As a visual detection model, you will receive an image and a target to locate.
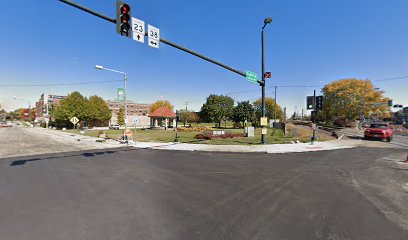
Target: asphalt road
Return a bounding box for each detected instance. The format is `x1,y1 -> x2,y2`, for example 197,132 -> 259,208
1,147 -> 407,239
336,128 -> 408,149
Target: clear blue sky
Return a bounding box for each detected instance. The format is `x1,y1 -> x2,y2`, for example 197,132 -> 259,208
0,0 -> 407,114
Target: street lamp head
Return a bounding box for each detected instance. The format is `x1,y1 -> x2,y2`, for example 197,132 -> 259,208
264,17 -> 273,24
95,65 -> 104,70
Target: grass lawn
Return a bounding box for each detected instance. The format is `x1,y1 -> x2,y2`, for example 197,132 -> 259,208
65,126 -> 321,145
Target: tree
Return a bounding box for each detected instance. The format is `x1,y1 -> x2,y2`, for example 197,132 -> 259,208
321,79 -> 391,125
117,108 -> 125,126
149,100 -> 174,113
178,109 -> 194,126
253,97 -> 284,123
200,94 -> 234,127
52,91 -> 89,125
88,95 -> 111,127
232,101 -> 254,127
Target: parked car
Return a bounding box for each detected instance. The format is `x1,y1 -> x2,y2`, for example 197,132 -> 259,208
109,124 -> 120,130
364,122 -> 394,142
0,121 -> 12,127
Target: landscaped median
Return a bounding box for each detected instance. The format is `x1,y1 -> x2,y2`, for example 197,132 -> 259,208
64,123 -> 335,145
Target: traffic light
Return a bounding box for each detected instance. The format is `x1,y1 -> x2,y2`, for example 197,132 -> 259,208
387,99 -> 393,107
116,1 -> 131,37
306,96 -> 314,110
316,96 -> 323,110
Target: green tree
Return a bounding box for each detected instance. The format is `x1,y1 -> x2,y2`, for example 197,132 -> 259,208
201,94 -> 234,127
232,101 -> 254,127
149,100 -> 174,113
88,95 -> 111,127
52,91 -> 89,127
117,107 -> 125,126
253,97 -> 284,123
178,109 -> 194,126
321,79 -> 391,125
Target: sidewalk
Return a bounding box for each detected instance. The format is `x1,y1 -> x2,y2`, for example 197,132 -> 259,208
132,140 -> 354,153
31,127 -> 122,149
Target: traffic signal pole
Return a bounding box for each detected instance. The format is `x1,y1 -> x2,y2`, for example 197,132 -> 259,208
261,27 -> 267,144
58,0 -> 248,79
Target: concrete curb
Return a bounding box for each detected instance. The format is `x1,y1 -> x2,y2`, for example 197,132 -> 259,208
131,140 -> 354,154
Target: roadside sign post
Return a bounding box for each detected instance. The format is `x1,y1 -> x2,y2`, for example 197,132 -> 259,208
70,117 -> 79,130
311,90 -> 317,144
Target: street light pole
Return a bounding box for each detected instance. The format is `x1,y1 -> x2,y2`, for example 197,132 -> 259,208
261,17 -> 272,144
95,65 -> 128,130
123,73 -> 128,130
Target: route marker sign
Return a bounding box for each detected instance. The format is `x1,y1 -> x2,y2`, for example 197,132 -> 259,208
246,71 -> 258,83
70,117 -> 79,125
148,25 -> 160,49
131,17 -> 145,43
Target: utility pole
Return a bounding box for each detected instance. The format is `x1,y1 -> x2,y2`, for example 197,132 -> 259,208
184,102 -> 188,126
45,95 -> 49,130
274,86 -> 277,124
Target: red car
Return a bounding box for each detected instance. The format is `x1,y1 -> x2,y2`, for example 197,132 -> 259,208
364,122 -> 394,142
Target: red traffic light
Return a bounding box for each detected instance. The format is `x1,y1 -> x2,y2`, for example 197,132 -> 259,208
264,72 -> 271,78
121,4 -> 130,14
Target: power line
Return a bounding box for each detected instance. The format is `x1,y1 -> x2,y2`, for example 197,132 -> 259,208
273,85 -> 320,88
372,75 -> 408,82
0,80 -> 122,87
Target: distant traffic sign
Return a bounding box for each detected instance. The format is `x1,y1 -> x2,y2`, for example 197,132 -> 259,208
246,71 -> 258,83
70,117 -> 79,125
132,17 -> 145,43
148,25 -> 160,49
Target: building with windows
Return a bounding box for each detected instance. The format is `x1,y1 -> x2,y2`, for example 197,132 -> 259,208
106,100 -> 151,128
35,94 -> 66,123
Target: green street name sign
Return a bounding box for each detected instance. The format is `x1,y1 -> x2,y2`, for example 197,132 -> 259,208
246,71 -> 258,83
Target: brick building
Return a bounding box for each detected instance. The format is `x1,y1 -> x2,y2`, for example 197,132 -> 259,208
35,94 -> 66,123
106,100 -> 151,128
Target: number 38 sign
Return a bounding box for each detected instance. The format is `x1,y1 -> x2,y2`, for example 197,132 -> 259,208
148,24 -> 160,49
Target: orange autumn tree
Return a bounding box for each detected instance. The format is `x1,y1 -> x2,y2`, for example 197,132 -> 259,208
149,100 -> 174,113
320,79 -> 391,125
